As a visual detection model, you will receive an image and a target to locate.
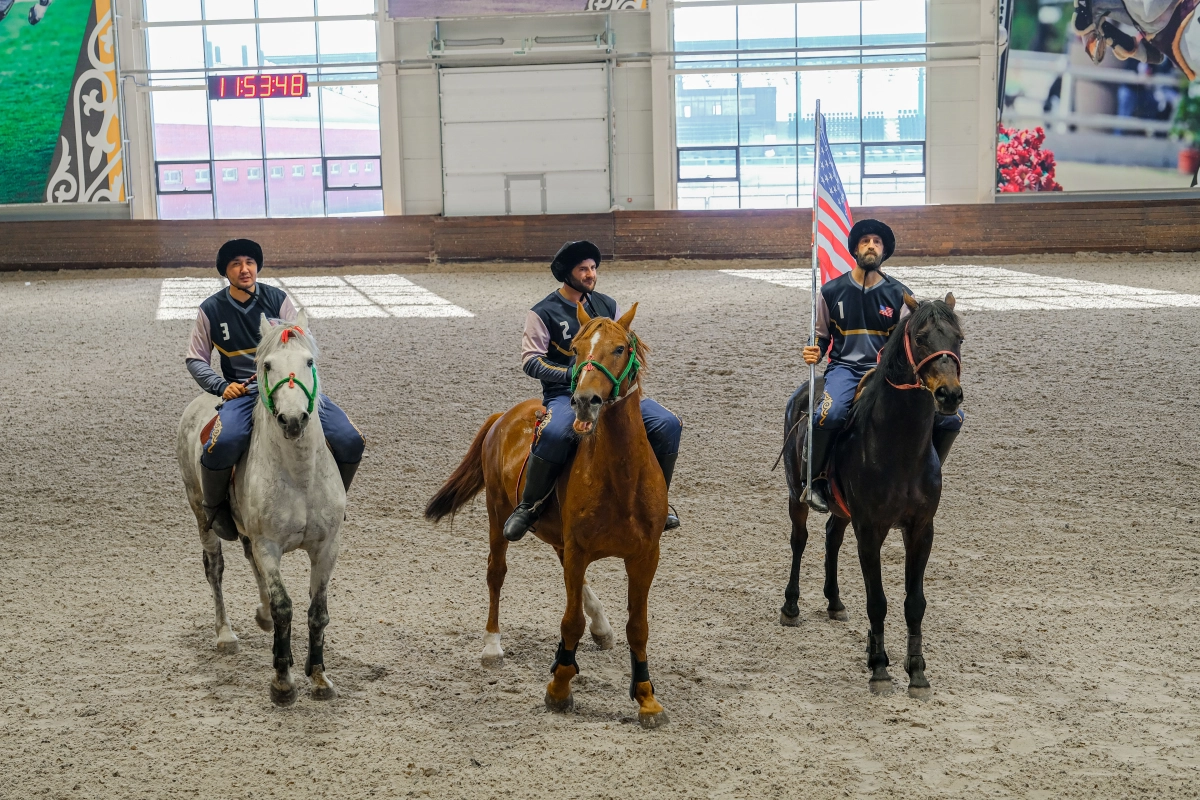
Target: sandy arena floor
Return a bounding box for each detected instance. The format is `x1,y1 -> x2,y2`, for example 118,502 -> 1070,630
1,255 -> 1198,799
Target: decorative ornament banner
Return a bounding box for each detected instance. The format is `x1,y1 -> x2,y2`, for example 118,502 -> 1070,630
388,0 -> 646,19
45,0 -> 124,203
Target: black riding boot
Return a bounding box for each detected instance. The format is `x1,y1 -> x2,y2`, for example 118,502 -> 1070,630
932,430 -> 959,466
656,452 -> 680,531
200,465 -> 239,542
337,460 -> 360,493
503,454 -> 561,542
805,428 -> 837,513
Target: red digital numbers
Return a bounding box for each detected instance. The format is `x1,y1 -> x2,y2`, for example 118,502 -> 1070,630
208,74 -> 308,100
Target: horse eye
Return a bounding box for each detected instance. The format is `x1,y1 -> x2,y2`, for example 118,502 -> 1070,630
615,346 -> 625,355
307,358 -> 314,367
264,361 -> 272,371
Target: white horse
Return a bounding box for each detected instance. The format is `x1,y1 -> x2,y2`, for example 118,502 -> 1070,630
177,311 -> 345,706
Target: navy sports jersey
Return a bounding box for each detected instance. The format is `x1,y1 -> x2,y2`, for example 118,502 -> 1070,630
521,289 -> 618,397
186,283 -> 295,394
816,271 -> 910,369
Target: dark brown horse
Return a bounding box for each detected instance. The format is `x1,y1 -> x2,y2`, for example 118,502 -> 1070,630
425,303 -> 670,728
780,293 -> 963,697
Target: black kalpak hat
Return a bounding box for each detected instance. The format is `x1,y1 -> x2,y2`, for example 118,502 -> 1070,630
846,219 -> 895,263
217,239 -> 264,276
550,240 -> 602,283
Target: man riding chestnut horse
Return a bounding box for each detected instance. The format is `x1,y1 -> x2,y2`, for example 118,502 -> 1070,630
503,240 -> 684,540
796,219 -> 964,513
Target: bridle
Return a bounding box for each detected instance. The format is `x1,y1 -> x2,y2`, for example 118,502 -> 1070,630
260,325 -> 318,416
885,315 -> 961,391
569,331 -> 642,403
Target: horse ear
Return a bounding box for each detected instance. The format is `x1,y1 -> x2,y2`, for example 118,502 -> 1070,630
576,303 -> 592,327
295,308 -> 309,329
944,292 -> 956,310
616,302 -> 638,331
259,313 -> 272,339
902,293 -> 919,311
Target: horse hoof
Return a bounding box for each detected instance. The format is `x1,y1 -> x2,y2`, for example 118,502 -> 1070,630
779,611 -> 802,627
480,652 -> 504,668
908,684 -> 932,700
868,678 -> 894,695
591,630 -> 615,650
828,608 -> 849,622
270,684 -> 298,707
255,608 -> 273,632
311,684 -> 338,701
215,637 -> 239,654
544,691 -> 574,714
638,709 -> 670,730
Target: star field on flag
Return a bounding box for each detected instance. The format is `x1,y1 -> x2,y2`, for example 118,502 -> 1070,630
814,115 -> 855,285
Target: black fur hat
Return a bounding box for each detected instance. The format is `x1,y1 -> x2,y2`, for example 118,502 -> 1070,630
550,240 -> 602,283
217,239 -> 264,276
846,219 -> 895,263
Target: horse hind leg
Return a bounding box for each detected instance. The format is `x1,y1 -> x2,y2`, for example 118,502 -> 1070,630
582,579 -> 614,650
780,495 -> 809,626
625,550 -> 668,729
306,540 -> 340,701
242,535 -> 273,632
201,531 -> 238,653
481,521 -> 508,667
824,516 -> 850,621
545,553 -> 588,714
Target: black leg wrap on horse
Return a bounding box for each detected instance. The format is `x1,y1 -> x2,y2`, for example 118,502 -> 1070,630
305,647 -> 323,677
866,630 -> 889,669
905,634 -> 925,675
551,640 -> 578,674
628,651 -> 653,700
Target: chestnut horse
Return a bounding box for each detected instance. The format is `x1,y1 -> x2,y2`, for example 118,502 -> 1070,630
425,303 -> 670,728
780,294 -> 963,698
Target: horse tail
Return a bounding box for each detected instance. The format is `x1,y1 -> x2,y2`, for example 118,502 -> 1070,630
424,413 -> 502,522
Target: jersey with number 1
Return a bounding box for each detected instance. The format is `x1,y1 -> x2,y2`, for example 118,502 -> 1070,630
815,271 -> 911,370
188,284 -> 296,387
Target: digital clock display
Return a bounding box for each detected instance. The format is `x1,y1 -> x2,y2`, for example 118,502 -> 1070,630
207,73 -> 309,100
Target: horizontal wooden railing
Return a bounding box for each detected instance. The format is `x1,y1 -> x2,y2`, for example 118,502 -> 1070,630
1,198 -> 1197,271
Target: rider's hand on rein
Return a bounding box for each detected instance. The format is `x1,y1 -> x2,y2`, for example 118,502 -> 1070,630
222,382 -> 247,401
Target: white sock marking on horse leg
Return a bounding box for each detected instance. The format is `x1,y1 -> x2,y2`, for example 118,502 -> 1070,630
481,632 -> 504,666
582,584 -> 614,646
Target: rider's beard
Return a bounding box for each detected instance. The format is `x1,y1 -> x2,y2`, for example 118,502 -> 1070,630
566,273 -> 595,295
856,251 -> 881,273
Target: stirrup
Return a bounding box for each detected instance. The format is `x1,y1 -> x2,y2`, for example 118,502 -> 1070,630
503,503 -> 540,542
664,504 -> 680,531
805,482 -> 830,514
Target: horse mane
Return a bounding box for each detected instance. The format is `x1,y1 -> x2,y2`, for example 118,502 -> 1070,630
576,316 -> 651,374
255,317 -> 319,368
845,299 -> 960,430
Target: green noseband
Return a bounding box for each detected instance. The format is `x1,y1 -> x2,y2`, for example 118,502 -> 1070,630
261,363 -> 319,416
569,333 -> 641,401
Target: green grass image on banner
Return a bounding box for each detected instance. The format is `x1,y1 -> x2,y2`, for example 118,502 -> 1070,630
0,0 -> 93,205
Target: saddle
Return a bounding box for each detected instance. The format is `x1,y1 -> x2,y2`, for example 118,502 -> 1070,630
200,415 -> 218,446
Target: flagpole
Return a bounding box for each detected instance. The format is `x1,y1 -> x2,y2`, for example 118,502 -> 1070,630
806,100 -> 820,502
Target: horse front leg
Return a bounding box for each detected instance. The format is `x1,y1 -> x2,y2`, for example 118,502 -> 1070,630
482,522 -> 508,667
855,526 -> 892,693
200,530 -> 238,653
824,515 -> 850,621
252,540 -> 297,707
242,535 -> 273,632
902,521 -> 935,699
626,547 -> 668,729
545,550 -> 588,714
780,495 -> 809,626
306,538 -> 340,700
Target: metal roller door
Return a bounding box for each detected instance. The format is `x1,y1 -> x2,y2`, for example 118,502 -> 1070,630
439,64 -> 610,216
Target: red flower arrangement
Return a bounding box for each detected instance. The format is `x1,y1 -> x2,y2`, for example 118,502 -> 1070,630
996,124 -> 1063,192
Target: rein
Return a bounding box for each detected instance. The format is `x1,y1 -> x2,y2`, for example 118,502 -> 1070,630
885,317 -> 961,391
259,326 -> 319,416
569,332 -> 642,402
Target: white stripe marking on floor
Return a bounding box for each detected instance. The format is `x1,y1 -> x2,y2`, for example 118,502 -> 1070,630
719,266 -> 1200,311
155,274 -> 474,320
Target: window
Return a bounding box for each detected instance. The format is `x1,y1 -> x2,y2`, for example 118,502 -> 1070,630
330,163 -> 341,175
146,1 -> 383,219
674,0 -> 927,209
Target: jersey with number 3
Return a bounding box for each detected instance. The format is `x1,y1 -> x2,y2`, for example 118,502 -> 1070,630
815,271 -> 911,370
188,284 -> 296,386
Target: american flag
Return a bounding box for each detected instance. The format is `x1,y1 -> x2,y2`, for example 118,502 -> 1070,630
814,115 -> 855,285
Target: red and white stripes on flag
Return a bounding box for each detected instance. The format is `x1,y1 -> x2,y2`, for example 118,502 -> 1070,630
813,115 -> 855,285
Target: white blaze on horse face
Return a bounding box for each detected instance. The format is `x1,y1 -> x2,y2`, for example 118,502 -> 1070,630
585,330 -> 602,361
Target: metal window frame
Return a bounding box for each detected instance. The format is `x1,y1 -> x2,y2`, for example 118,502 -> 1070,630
861,141 -> 925,180
676,146 -> 740,183
154,158 -> 214,194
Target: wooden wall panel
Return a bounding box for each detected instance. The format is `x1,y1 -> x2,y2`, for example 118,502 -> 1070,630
1,198 -> 1198,271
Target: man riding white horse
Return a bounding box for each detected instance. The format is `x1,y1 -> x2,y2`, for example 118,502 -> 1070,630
186,239 -> 364,542
502,241 -> 683,541
796,219 -> 964,513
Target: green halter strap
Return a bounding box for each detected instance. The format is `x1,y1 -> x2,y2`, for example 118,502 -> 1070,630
569,333 -> 641,401
261,364 -> 319,416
